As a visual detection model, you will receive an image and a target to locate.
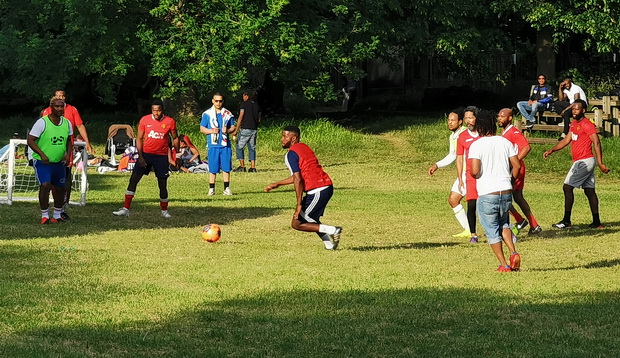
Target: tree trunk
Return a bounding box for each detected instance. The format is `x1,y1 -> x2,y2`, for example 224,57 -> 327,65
537,27 -> 556,80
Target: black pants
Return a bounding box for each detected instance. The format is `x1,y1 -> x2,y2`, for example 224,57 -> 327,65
554,100 -> 572,135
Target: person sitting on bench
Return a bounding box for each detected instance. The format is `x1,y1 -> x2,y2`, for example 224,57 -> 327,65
517,74 -> 554,125
554,76 -> 587,138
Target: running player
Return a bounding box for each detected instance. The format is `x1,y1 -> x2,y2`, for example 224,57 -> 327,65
428,108 -> 469,237
456,106 -> 481,243
264,126 -> 342,250
497,108 -> 542,235
113,99 -> 179,218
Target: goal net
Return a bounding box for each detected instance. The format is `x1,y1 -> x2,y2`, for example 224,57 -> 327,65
0,139 -> 89,205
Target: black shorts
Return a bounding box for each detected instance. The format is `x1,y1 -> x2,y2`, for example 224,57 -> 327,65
297,185 -> 333,224
133,153 -> 170,179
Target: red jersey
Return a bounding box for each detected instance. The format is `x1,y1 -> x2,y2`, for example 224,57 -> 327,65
138,114 -> 177,156
569,118 -> 597,162
501,124 -> 528,167
42,104 -> 83,128
456,129 -> 480,172
288,143 -> 333,191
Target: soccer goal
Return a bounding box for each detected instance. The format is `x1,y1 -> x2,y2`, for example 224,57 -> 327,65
0,139 -> 89,205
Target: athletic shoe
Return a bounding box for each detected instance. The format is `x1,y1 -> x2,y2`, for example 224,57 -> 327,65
588,222 -> 604,229
528,225 -> 543,235
248,168 -> 257,173
113,207 -> 130,217
223,187 -> 233,196
469,235 -> 478,244
510,253 -> 521,271
41,217 -> 50,225
496,265 -> 512,273
552,221 -> 572,229
208,188 -> 215,196
516,219 -> 529,231
232,166 -> 247,172
60,211 -> 71,220
331,227 -> 342,250
452,229 -> 471,238
161,210 -> 172,219
511,232 -> 518,244
51,217 -> 66,223
510,225 -> 519,237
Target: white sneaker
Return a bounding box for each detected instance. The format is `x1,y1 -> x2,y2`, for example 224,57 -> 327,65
113,207 -> 129,217
331,226 -> 342,250
161,210 -> 172,219
223,187 -> 233,196
208,188 -> 215,196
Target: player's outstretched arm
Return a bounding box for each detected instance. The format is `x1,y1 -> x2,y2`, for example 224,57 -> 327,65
590,133 -> 610,174
543,133 -> 571,158
265,175 -> 295,192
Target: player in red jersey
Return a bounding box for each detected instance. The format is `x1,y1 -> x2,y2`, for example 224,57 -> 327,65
544,99 -> 610,229
41,90 -> 93,220
456,106 -> 481,243
497,108 -> 542,235
264,126 -> 342,250
113,100 -> 179,218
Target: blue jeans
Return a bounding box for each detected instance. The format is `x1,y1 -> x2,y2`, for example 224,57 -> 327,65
236,129 -> 257,161
516,101 -> 543,122
477,193 -> 512,244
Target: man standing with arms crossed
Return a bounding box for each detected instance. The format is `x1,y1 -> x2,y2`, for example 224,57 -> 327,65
428,108 -> 470,238
28,97 -> 73,224
265,126 -> 342,250
233,90 -> 261,173
113,100 -> 179,218
544,99 -> 610,229
497,108 -> 542,235
41,90 -> 93,220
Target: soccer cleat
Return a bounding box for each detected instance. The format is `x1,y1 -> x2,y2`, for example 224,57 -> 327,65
552,221 -> 572,229
232,166 -> 247,172
51,217 -> 66,223
528,225 -> 543,235
331,226 -> 342,250
469,235 -> 479,244
452,230 -> 471,238
60,211 -> 71,220
161,210 -> 172,219
208,188 -> 215,196
41,217 -> 50,225
510,225 -> 519,237
588,222 -> 604,229
248,168 -> 257,173
113,207 -> 130,217
510,253 -> 521,271
516,219 -> 529,231
223,187 -> 233,196
496,265 -> 512,272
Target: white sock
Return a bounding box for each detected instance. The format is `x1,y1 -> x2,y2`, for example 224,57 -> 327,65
41,209 -> 49,219
319,224 -> 337,235
320,233 -> 333,249
453,204 -> 469,231
53,207 -> 63,219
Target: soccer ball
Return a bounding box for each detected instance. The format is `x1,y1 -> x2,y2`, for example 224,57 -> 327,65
201,224 -> 221,242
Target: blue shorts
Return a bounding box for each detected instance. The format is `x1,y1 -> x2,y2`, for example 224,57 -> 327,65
133,153 -> 170,179
207,146 -> 232,174
297,185 -> 333,224
33,160 -> 67,187
477,193 -> 512,244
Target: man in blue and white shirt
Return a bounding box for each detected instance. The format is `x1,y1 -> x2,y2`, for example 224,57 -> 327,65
516,74 -> 554,125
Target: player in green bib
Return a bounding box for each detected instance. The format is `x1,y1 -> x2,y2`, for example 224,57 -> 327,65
27,97 -> 73,224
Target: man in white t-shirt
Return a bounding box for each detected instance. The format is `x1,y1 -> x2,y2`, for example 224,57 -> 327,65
468,110 -> 522,272
554,76 -> 588,138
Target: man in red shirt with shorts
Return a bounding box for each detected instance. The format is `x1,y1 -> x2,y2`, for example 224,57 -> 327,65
456,106 -> 481,243
544,99 -> 610,229
113,100 -> 179,218
497,108 -> 542,235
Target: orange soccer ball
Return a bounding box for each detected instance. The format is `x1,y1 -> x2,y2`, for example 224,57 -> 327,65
201,224 -> 222,242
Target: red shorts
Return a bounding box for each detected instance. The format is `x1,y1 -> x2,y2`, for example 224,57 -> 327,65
513,164 -> 526,190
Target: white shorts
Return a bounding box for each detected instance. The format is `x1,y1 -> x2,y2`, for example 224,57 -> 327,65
450,177 -> 466,196
564,157 -> 596,189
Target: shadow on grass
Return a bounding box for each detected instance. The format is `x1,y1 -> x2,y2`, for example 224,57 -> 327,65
519,224 -> 618,241
0,288 -> 618,357
349,242 -> 461,251
531,258 -> 620,272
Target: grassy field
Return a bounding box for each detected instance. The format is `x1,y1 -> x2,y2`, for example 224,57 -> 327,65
1,113 -> 620,357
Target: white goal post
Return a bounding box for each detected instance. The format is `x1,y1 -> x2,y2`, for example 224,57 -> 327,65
0,139 -> 89,205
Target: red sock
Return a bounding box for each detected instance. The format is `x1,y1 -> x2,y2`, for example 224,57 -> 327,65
124,194 -> 134,209
527,214 -> 539,228
160,200 -> 168,211
511,210 -> 524,223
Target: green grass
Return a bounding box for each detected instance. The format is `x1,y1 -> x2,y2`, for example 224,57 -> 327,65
2,115 -> 620,357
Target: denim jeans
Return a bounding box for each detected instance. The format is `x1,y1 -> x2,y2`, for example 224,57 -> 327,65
477,193 -> 512,244
516,101 -> 543,122
236,128 -> 257,161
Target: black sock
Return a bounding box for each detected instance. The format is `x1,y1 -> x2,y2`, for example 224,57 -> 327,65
592,213 -> 600,225
209,183 -> 215,189
224,182 -> 230,189
562,211 -> 571,223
